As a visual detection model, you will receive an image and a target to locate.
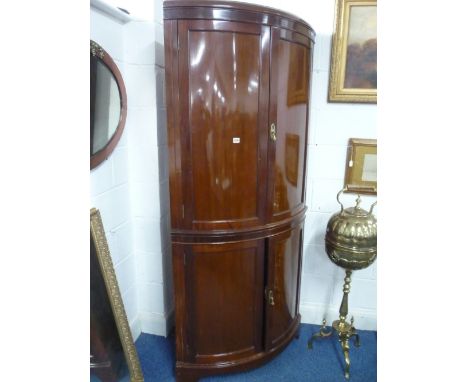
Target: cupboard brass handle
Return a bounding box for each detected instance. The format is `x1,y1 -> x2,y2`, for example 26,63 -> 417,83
270,123 -> 277,142
269,290 -> 275,306
265,289 -> 275,306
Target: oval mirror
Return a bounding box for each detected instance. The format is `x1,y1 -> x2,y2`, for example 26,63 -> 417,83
90,40 -> 127,169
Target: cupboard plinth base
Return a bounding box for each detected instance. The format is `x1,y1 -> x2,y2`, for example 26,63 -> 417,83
175,316 -> 301,382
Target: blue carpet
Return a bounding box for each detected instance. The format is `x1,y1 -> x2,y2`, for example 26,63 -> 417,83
135,323 -> 376,382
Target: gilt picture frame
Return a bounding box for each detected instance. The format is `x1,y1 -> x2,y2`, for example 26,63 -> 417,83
344,138 -> 377,195
90,208 -> 144,382
328,0 -> 377,103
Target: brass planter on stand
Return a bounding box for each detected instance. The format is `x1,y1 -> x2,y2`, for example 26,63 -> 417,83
308,187 -> 377,379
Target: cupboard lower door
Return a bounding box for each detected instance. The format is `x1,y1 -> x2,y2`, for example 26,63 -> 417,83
264,226 -> 304,349
174,239 -> 265,364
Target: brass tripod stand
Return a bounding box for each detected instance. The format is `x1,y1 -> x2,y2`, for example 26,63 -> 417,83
307,270 -> 360,379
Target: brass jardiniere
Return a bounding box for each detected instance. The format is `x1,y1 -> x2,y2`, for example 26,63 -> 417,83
308,187 -> 377,379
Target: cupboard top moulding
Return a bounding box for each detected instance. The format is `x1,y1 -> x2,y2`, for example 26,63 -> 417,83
164,0 -> 316,43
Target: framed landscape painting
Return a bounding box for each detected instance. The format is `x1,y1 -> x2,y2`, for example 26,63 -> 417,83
328,0 -> 377,103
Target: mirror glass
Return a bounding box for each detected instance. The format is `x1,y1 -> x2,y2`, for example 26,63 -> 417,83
90,55 -> 122,155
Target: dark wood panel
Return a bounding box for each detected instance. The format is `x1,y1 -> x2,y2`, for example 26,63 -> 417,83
171,210 -> 306,244
185,240 -> 265,363
164,19 -> 185,229
264,226 -> 303,349
278,28 -> 311,48
189,30 -> 259,221
172,244 -> 190,363
175,316 -> 300,382
268,28 -> 311,222
177,19 -> 270,230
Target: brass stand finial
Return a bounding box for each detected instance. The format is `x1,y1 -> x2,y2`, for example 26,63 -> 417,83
308,269 -> 360,379
354,195 -> 361,210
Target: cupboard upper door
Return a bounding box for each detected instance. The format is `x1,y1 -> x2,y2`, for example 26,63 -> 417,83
178,20 -> 270,231
267,28 -> 312,222
264,226 -> 304,350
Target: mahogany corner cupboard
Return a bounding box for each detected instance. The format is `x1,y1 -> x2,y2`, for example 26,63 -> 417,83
163,1 -> 315,380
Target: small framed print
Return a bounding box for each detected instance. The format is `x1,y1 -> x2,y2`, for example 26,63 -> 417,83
344,138 -> 377,194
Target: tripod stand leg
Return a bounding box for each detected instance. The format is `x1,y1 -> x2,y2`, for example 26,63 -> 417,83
307,319 -> 332,349
339,336 -> 351,380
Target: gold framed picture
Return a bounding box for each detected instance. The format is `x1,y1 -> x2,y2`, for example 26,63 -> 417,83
328,0 -> 377,103
91,208 -> 144,382
344,138 -> 377,194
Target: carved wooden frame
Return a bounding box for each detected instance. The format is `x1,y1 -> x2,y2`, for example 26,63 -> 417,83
344,138 -> 377,195
90,208 -> 144,382
328,0 -> 377,103
90,40 -> 128,169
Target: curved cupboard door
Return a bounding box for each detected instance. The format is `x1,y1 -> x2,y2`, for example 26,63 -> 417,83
177,20 -> 271,231
174,239 -> 265,364
264,226 -> 304,349
267,28 -> 311,222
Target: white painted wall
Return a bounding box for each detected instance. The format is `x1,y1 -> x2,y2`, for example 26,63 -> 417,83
124,6 -> 173,336
91,0 -> 173,339
90,6 -> 141,340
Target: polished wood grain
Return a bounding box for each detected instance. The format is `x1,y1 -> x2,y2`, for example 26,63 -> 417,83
164,19 -> 185,229
185,240 -> 264,362
175,315 -> 300,381
265,226 -> 304,349
172,244 -> 189,363
269,32 -> 311,222
163,2 -> 314,381
177,20 -> 270,230
171,210 -> 306,244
